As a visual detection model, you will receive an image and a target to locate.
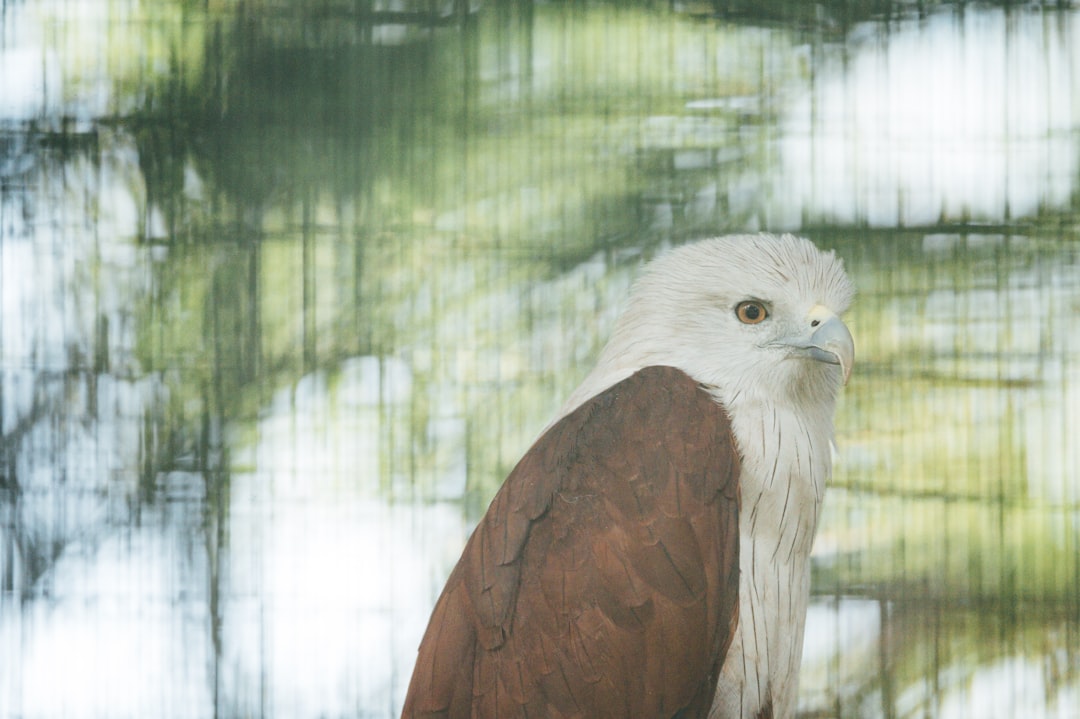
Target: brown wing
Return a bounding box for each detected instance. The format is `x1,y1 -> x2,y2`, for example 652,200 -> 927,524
401,365 -> 741,719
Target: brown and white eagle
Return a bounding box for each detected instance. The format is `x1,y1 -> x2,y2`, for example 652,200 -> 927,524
401,234 -> 855,719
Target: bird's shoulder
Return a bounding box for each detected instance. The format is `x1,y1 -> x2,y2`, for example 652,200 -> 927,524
475,364 -> 743,703
490,366 -> 737,545
402,366 -> 742,718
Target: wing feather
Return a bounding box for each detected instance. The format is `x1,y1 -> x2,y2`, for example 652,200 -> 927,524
401,366 -> 741,719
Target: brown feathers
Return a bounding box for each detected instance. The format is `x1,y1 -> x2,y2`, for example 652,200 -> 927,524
401,366 -> 741,719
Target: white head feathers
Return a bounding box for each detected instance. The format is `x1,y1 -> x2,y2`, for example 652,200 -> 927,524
559,233 -> 855,419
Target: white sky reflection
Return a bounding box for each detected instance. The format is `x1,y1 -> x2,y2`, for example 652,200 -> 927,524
221,367 -> 468,717
2,530 -> 211,719
769,8 -> 1080,228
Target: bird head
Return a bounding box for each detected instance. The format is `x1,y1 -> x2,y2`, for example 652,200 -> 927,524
567,234 -> 855,416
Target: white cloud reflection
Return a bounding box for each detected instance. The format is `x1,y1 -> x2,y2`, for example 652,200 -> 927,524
219,365 -> 468,718
769,8 -> 1080,228
1,528 -> 212,719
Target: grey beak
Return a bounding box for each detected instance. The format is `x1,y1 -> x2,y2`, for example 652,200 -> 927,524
772,308 -> 855,385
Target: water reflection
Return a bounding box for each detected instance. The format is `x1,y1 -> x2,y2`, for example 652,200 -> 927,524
1,1 -> 1079,718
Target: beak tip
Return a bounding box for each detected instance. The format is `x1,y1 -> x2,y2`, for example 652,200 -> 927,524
775,309 -> 855,386
833,341 -> 854,386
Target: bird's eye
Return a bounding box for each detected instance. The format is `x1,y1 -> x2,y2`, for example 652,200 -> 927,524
735,300 -> 768,324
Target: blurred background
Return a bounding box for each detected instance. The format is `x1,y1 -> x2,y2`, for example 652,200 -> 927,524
1,0 -> 1078,717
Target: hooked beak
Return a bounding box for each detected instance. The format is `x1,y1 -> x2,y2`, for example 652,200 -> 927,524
773,305 -> 855,384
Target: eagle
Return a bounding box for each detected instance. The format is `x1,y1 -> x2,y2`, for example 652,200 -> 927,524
401,233 -> 855,719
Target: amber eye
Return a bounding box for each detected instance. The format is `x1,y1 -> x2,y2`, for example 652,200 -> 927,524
735,300 -> 768,324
